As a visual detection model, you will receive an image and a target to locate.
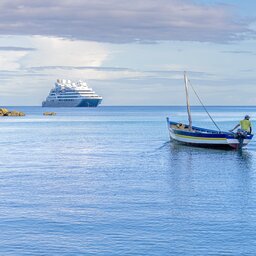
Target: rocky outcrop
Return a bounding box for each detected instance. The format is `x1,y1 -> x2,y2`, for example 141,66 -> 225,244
43,112 -> 56,116
0,108 -> 9,116
0,108 -> 25,116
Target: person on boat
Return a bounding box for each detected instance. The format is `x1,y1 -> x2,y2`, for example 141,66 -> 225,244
176,123 -> 185,129
229,115 -> 252,134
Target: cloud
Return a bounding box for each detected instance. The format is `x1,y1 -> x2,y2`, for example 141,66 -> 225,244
0,0 -> 252,43
0,46 -> 36,51
0,35 -> 109,71
28,66 -> 131,72
28,65 -> 146,81
222,50 -> 255,54
19,36 -> 108,68
0,51 -> 27,70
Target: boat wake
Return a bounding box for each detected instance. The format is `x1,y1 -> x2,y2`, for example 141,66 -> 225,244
156,141 -> 170,150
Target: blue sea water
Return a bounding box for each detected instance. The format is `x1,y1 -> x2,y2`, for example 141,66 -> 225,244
1,106 -> 256,255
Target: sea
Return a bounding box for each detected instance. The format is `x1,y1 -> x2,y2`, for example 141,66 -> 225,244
1,106 -> 256,256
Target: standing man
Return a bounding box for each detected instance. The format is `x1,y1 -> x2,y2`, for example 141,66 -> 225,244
230,115 -> 252,134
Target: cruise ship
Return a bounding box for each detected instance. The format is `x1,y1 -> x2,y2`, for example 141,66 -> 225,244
42,79 -> 102,107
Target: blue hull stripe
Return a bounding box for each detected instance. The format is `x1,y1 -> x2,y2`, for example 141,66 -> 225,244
77,99 -> 102,107
173,129 -> 228,138
42,98 -> 102,107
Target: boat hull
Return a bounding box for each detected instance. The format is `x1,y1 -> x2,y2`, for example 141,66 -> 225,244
42,98 -> 102,107
167,118 -> 253,150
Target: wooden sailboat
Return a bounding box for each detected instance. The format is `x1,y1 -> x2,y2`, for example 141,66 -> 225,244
166,72 -> 253,149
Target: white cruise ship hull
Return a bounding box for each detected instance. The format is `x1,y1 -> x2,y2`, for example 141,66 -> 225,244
42,98 -> 102,107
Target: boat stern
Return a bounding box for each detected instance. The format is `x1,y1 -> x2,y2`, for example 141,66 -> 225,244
226,133 -> 254,149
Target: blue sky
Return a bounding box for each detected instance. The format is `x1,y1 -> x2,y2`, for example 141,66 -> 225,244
0,0 -> 256,106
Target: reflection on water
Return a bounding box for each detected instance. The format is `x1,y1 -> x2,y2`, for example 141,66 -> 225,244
159,139 -> 256,255
237,149 -> 254,168
1,106 -> 256,255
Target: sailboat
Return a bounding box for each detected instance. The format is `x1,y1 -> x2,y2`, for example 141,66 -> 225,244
166,72 -> 253,150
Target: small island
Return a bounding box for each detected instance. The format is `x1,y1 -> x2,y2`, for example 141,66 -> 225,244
43,112 -> 56,116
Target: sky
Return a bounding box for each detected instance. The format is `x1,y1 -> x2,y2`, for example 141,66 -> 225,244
0,0 -> 256,106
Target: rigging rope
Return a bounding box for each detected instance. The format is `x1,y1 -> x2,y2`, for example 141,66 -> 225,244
187,78 -> 221,132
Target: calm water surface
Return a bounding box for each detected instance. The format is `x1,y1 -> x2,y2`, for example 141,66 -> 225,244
1,106 -> 256,255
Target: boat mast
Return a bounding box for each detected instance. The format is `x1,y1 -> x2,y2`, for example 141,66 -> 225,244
184,71 -> 192,130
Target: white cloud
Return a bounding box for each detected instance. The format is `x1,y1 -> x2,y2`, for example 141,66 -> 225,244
20,36 -> 108,68
0,35 -> 109,72
0,51 -> 26,70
